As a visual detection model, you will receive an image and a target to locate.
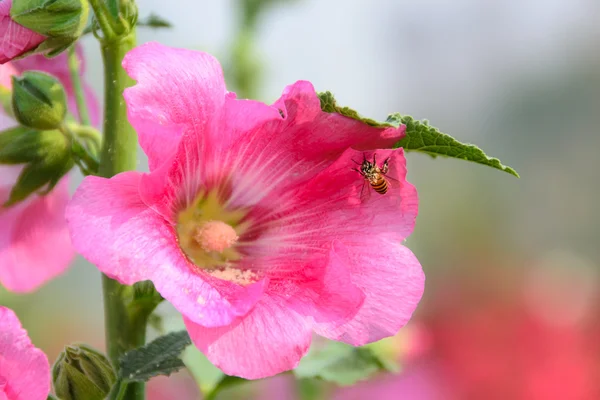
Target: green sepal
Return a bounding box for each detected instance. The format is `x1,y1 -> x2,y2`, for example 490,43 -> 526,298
52,344 -> 116,400
128,280 -> 164,316
12,71 -> 67,130
10,0 -> 89,39
0,127 -> 73,206
317,91 -> 519,177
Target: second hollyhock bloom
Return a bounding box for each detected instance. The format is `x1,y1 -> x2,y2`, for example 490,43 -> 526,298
0,46 -> 98,292
0,306 -> 50,400
0,0 -> 45,64
67,42 -> 424,378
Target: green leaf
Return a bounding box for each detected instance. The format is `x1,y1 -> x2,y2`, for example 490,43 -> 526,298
118,331 -> 192,382
294,341 -> 396,386
317,91 -> 519,177
318,91 -> 389,128
139,13 -> 172,28
388,114 -> 519,177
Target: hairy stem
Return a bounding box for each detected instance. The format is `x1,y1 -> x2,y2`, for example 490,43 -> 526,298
97,28 -> 144,400
87,0 -> 118,39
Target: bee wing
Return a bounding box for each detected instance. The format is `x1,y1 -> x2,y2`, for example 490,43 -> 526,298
359,179 -> 372,203
384,174 -> 403,191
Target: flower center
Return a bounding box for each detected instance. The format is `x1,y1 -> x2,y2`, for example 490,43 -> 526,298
193,220 -> 238,252
176,190 -> 249,274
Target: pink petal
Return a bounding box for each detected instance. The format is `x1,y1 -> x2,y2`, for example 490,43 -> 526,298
0,0 -> 45,64
0,175 -> 74,292
277,241 -> 365,327
66,172 -> 264,327
138,93 -> 283,222
314,243 -> 424,345
0,61 -> 17,88
239,147 -> 417,278
184,294 -> 312,379
224,81 -> 406,209
0,307 -> 50,400
123,42 -> 227,171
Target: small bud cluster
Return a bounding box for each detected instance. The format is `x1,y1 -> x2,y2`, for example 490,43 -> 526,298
52,344 -> 116,400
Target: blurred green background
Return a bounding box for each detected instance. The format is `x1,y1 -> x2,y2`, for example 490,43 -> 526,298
2,0 -> 598,398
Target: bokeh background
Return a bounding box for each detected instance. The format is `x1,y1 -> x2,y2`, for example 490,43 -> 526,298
2,0 -> 599,398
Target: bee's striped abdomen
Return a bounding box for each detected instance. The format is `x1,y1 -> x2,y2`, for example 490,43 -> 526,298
370,176 -> 388,195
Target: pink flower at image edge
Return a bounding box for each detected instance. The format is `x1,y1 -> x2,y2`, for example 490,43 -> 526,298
0,0 -> 45,64
66,42 -> 425,379
0,44 -> 99,292
0,307 -> 50,400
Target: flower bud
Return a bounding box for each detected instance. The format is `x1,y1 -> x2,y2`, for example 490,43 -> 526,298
0,126 -> 73,206
12,71 -> 67,130
10,0 -> 89,40
52,344 -> 116,400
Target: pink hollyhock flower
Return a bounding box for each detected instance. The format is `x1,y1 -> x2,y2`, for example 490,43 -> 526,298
66,42 -> 424,379
0,0 -> 46,64
0,306 -> 50,400
0,46 -> 98,292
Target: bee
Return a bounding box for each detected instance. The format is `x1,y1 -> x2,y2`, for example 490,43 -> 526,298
353,153 -> 391,196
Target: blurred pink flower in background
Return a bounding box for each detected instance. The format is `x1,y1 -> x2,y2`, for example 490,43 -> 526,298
0,166 -> 73,292
0,0 -> 45,64
146,372 -> 200,400
67,42 -> 424,379
334,364 -> 449,400
0,306 -> 50,400
0,46 -> 98,292
421,256 -> 600,400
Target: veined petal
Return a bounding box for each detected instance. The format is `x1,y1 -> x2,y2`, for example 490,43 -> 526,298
224,81 -> 406,210
184,294 -> 312,379
0,177 -> 73,292
0,307 -> 50,400
240,147 -> 417,266
283,241 -> 365,327
123,42 -> 227,171
66,172 -> 264,327
314,243 -> 424,345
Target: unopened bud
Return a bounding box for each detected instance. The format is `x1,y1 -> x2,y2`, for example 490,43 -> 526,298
12,71 -> 66,130
0,126 -> 73,206
10,0 -> 89,39
52,344 -> 116,400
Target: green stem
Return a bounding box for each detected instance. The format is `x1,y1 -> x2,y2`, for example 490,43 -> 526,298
87,0 -> 118,39
97,31 -> 144,400
67,46 -> 91,126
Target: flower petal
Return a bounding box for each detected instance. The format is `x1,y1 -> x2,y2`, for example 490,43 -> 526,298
224,81 -> 406,209
0,0 -> 45,64
313,242 -> 424,345
0,307 -> 50,400
123,42 -> 227,170
66,172 -> 264,327
241,147 -> 417,266
0,177 -> 73,292
184,294 -> 312,379
281,241 -> 365,327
